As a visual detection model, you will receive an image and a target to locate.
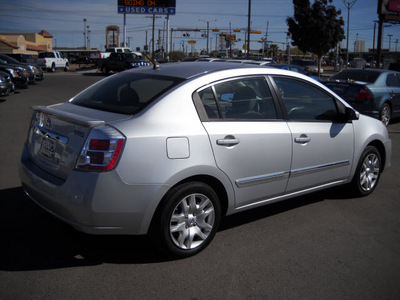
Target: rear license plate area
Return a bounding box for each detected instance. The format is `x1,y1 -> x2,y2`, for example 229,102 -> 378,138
39,137 -> 56,160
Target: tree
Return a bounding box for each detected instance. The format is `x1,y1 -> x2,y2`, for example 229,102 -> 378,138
287,0 -> 345,76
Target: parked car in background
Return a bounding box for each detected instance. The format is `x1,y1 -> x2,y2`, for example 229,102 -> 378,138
98,47 -> 132,59
20,62 -> 391,258
389,62 -> 400,72
99,52 -> 150,75
325,69 -> 400,126
242,60 -> 277,66
0,57 -> 35,84
0,70 -> 14,96
268,63 -> 321,81
6,53 -> 36,63
292,59 -> 323,75
0,61 -> 29,89
0,54 -> 44,81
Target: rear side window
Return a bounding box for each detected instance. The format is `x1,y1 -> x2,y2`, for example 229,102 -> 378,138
198,77 -> 277,120
386,73 -> 400,87
39,52 -> 55,58
71,73 -> 183,114
273,77 -> 339,121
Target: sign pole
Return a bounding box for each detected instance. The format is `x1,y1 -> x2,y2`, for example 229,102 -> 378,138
166,14 -> 170,61
123,13 -> 126,47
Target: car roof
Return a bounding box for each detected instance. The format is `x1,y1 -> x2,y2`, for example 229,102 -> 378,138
129,61 -> 264,80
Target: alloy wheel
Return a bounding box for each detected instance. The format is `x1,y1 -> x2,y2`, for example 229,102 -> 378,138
169,193 -> 216,250
359,152 -> 380,192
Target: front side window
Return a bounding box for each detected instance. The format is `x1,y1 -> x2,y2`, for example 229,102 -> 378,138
198,77 -> 277,120
273,77 -> 339,121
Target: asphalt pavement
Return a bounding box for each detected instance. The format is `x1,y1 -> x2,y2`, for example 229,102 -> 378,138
0,69 -> 399,299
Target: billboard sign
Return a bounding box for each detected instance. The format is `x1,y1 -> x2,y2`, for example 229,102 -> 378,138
118,0 -> 176,15
378,0 -> 400,22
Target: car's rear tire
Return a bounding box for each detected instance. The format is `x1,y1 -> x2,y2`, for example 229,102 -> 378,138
380,103 -> 391,127
350,146 -> 381,197
150,182 -> 221,258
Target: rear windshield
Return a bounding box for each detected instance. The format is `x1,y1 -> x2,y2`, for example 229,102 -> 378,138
70,72 -> 183,114
39,52 -> 55,58
330,70 -> 380,83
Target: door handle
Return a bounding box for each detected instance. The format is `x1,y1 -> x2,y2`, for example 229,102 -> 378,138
294,134 -> 311,144
217,136 -> 240,146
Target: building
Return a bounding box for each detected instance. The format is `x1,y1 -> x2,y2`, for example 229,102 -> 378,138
354,40 -> 365,53
0,30 -> 53,55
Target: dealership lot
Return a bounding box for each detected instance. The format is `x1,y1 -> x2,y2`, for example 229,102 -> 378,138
0,70 -> 400,299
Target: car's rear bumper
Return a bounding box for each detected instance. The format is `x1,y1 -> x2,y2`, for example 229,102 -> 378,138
19,145 -> 168,235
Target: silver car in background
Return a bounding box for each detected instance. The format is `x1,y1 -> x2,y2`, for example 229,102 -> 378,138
20,62 -> 391,258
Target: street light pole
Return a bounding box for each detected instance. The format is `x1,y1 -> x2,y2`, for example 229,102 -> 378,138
342,0 -> 357,68
83,18 -> 87,49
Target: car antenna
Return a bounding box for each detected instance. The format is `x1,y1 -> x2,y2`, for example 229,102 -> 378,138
143,52 -> 160,70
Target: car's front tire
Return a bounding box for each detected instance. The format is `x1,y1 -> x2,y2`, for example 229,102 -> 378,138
350,146 -> 381,197
150,182 -> 221,258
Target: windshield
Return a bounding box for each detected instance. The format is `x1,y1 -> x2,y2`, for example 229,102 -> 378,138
330,70 -> 380,83
70,72 -> 184,114
0,55 -> 19,64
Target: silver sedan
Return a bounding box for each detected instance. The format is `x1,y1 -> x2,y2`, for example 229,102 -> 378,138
20,62 -> 391,258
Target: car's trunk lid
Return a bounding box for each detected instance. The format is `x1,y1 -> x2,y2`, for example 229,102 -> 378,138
324,80 -> 369,103
27,102 -> 130,181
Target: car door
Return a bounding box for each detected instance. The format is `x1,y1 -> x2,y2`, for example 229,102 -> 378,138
195,76 -> 292,208
386,73 -> 400,117
270,76 -> 354,193
55,52 -> 62,68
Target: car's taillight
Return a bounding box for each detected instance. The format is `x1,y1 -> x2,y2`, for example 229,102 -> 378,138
356,87 -> 372,101
76,126 -> 125,171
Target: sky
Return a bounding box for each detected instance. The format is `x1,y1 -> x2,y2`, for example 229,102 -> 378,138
0,0 -> 399,54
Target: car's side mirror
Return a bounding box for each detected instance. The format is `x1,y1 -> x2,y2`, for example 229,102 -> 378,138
345,107 -> 359,121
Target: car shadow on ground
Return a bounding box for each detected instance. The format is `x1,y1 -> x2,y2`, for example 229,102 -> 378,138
0,185 -> 351,271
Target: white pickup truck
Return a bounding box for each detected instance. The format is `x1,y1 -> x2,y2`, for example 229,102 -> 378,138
30,51 -> 69,72
98,47 -> 132,59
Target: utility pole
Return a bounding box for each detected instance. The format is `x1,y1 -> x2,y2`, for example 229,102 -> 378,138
246,0 -> 251,59
342,0 -> 357,68
199,19 -> 216,55
377,15 -> 383,68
